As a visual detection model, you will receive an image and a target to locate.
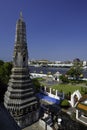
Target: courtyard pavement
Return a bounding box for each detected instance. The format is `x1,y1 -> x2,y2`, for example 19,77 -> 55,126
22,121 -> 44,130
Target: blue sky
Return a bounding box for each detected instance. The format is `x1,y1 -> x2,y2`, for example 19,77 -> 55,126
0,0 -> 87,61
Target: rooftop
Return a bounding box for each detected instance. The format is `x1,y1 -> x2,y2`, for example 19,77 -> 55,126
76,94 -> 87,111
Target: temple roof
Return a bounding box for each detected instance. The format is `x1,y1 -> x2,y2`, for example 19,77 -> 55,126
76,94 -> 87,111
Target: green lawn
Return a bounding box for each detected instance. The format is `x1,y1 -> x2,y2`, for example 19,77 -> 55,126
52,84 -> 83,94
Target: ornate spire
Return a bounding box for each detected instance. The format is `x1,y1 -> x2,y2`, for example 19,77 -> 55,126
20,11 -> 23,21
4,13 -> 39,128
14,12 -> 28,67
15,12 -> 26,43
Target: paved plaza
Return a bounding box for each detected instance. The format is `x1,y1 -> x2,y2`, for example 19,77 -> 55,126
22,121 -> 44,130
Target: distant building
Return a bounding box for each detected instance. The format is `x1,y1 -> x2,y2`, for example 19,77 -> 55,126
73,58 -> 81,63
53,71 -> 61,81
4,13 -> 39,128
83,61 -> 87,67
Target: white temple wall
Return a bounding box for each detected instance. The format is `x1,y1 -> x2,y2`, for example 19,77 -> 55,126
43,87 -> 64,100
69,90 -> 82,107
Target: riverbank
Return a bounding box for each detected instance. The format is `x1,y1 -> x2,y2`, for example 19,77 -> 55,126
29,66 -> 87,78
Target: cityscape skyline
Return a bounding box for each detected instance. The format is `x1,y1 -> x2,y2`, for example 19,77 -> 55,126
0,0 -> 87,61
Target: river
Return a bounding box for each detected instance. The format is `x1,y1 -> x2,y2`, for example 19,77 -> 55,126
29,66 -> 87,78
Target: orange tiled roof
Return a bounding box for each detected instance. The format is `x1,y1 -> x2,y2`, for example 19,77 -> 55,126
77,103 -> 87,111
76,94 -> 87,111
79,94 -> 87,102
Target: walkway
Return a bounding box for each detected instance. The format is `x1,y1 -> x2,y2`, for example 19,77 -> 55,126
78,116 -> 87,124
22,121 -> 44,130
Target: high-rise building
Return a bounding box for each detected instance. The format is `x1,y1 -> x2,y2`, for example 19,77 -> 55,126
4,12 -> 39,128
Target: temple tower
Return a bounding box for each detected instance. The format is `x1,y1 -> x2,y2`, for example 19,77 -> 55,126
4,13 -> 39,128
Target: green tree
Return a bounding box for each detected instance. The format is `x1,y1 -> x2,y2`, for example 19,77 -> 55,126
0,78 -> 7,102
32,78 -> 41,93
60,99 -> 70,108
0,60 -> 13,102
0,61 -> 12,84
0,60 -> 4,66
59,74 -> 69,83
67,60 -> 83,80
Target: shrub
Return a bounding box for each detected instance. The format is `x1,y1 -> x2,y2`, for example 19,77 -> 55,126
59,74 -> 69,83
60,99 -> 70,108
32,78 -> 41,93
